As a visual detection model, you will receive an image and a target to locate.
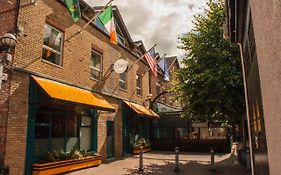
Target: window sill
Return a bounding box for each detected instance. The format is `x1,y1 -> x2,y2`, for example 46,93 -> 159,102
90,77 -> 102,82
119,88 -> 127,92
41,59 -> 63,69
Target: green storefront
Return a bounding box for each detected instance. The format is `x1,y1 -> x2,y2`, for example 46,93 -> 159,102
25,76 -> 115,174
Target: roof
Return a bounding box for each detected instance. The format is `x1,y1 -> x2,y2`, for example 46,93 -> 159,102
165,56 -> 180,69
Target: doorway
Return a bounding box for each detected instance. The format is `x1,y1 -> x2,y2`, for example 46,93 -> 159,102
107,121 -> 114,158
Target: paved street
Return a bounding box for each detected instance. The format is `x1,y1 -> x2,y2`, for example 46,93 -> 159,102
67,151 -> 250,175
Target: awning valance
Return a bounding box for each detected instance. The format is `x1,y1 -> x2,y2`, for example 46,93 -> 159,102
124,100 -> 159,118
32,76 -> 115,112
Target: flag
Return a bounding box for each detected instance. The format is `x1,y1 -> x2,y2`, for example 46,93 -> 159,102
64,0 -> 81,22
144,47 -> 157,77
98,5 -> 117,45
157,57 -> 170,81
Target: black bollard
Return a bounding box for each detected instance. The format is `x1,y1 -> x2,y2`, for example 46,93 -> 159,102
138,150 -> 144,172
174,147 -> 180,172
210,147 -> 215,172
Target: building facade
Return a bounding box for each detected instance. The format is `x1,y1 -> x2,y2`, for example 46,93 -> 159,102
226,0 -> 281,175
0,0 -> 161,174
0,0 -> 20,171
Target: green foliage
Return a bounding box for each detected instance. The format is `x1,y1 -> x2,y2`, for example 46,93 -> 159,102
175,0 -> 245,124
133,138 -> 151,148
40,149 -> 99,163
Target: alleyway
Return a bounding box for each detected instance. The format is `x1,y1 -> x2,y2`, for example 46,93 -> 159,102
67,151 -> 250,175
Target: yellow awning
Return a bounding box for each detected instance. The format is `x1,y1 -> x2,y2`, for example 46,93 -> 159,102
32,76 -> 115,111
124,101 -> 159,118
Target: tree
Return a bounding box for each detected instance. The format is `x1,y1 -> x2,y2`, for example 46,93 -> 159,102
174,0 -> 245,125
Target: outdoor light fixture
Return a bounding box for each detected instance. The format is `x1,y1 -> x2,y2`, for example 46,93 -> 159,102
0,33 -> 17,89
0,33 -> 17,51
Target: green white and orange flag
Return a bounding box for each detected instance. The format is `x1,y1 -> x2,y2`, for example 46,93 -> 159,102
64,0 -> 81,22
98,5 -> 117,45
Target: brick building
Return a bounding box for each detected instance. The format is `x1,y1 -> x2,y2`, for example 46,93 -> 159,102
0,0 -> 19,170
226,0 -> 281,175
0,0 -> 162,174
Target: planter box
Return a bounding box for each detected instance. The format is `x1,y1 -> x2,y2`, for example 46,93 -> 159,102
133,146 -> 152,155
32,156 -> 101,175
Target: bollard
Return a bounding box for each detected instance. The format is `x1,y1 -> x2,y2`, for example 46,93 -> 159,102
210,147 -> 215,172
174,147 -> 180,173
138,150 -> 144,172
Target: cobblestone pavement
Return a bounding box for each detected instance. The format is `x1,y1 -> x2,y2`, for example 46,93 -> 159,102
67,151 -> 250,175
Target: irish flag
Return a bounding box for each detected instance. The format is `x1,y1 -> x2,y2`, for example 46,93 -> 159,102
98,5 -> 117,45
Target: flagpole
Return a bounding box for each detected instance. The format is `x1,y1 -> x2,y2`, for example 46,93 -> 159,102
145,53 -> 166,72
126,44 -> 156,73
168,57 -> 178,71
79,0 -> 114,32
66,0 -> 114,41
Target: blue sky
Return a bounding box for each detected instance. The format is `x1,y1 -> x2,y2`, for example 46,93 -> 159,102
85,0 -> 208,61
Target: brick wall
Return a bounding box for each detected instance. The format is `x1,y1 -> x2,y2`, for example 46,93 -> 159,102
0,0 -> 19,165
5,0 -> 152,173
4,71 -> 29,175
15,0 -> 150,104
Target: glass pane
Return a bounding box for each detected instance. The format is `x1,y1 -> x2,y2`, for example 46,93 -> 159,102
81,116 -> 92,127
66,137 -> 78,152
80,127 -> 92,151
120,72 -> 126,81
137,89 -> 141,96
66,115 -> 78,137
42,47 -> 61,65
119,81 -> 126,89
51,113 -> 65,138
91,68 -> 101,80
51,138 -> 65,152
43,24 -> 62,52
91,51 -> 101,70
35,112 -> 50,124
35,125 -> 49,138
35,138 -> 49,158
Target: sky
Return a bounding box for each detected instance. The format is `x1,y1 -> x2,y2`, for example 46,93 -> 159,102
84,0 -> 208,62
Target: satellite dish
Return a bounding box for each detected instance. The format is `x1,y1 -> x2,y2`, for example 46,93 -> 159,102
113,59 -> 129,74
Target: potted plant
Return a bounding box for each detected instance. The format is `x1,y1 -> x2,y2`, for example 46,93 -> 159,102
133,138 -> 152,154
32,149 -> 101,175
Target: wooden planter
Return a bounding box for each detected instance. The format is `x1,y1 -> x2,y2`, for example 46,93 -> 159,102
32,156 -> 101,175
133,146 -> 152,155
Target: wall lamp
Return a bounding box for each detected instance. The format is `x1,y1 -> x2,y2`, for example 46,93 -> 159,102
0,33 -> 17,89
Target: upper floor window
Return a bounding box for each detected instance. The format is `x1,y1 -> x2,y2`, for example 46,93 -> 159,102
42,24 -> 63,66
90,50 -> 102,81
156,84 -> 161,95
119,72 -> 127,90
136,75 -> 142,96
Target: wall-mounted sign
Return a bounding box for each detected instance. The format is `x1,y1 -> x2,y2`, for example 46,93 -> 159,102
113,59 -> 129,74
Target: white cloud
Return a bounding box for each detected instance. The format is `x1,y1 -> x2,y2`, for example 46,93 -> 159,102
85,0 -> 208,57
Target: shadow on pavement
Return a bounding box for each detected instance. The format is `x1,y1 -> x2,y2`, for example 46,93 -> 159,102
123,154 -> 250,175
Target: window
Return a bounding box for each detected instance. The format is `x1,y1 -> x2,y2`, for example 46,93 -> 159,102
156,84 -> 161,95
42,24 -> 63,66
119,72 -> 127,90
90,50 -> 103,81
34,109 -> 97,161
80,115 -> 92,151
136,75 -> 142,96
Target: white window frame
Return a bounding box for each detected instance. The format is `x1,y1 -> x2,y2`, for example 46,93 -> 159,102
136,74 -> 142,96
42,24 -> 63,66
90,50 -> 103,81
119,72 -> 127,90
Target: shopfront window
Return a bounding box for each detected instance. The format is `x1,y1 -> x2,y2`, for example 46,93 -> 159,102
34,109 -> 96,160
80,115 -> 92,151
